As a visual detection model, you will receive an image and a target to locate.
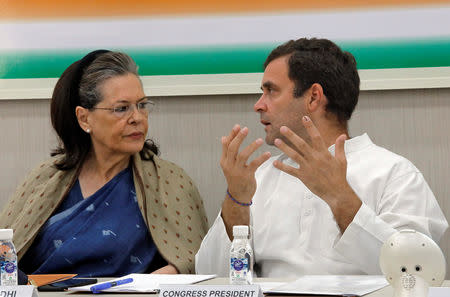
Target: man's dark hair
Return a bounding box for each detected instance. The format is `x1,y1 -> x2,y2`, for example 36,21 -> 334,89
264,38 -> 360,124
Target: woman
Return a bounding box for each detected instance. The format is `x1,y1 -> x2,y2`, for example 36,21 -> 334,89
0,50 -> 208,276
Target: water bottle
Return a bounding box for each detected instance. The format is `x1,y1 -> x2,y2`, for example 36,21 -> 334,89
230,225 -> 253,284
0,229 -> 18,286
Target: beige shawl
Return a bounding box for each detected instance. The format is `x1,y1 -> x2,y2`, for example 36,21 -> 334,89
0,152 -> 209,274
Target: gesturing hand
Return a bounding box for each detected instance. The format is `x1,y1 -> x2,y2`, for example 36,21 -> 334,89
220,125 -> 271,203
273,116 -> 361,231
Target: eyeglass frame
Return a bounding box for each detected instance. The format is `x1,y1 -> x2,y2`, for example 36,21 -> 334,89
89,96 -> 155,118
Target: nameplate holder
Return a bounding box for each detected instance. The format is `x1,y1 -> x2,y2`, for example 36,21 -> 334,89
159,284 -> 263,297
0,286 -> 38,297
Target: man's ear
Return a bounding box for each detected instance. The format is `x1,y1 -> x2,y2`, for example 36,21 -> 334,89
75,106 -> 90,133
305,83 -> 327,113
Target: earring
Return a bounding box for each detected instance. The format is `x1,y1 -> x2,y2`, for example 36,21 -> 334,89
86,129 -> 91,133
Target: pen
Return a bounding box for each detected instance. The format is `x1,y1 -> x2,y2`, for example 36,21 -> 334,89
90,277 -> 134,293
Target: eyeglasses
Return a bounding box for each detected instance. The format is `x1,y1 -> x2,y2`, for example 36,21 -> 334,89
91,97 -> 155,118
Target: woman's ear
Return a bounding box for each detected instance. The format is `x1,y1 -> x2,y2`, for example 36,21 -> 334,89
75,106 -> 91,133
305,83 -> 327,113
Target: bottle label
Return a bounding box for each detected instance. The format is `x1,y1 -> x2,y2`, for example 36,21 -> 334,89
1,261 -> 18,286
0,240 -> 18,286
4,263 -> 16,274
231,258 -> 248,271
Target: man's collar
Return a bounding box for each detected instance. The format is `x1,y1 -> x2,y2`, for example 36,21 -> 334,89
328,133 -> 372,155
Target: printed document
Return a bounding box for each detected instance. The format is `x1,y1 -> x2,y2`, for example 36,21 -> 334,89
69,273 -> 216,293
265,275 -> 388,296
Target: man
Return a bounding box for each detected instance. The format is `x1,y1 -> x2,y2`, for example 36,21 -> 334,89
195,38 -> 448,277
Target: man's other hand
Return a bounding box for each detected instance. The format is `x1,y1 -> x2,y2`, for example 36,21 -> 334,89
273,116 -> 361,232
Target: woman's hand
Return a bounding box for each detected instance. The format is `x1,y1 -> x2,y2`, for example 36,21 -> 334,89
151,264 -> 178,274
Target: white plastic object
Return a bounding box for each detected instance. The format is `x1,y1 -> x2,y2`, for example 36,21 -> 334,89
233,225 -> 249,237
0,229 -> 13,240
0,229 -> 17,286
230,225 -> 253,284
379,229 -> 446,297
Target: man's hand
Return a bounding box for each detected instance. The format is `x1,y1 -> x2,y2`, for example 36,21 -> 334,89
220,124 -> 271,239
221,124 -> 271,203
273,116 -> 362,232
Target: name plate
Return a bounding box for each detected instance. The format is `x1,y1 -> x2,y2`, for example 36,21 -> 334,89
0,286 -> 37,297
159,284 -> 263,297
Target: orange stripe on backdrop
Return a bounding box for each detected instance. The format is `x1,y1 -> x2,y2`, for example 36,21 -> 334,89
1,0 -> 450,20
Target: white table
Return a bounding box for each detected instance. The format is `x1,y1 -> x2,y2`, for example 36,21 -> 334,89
35,278 -> 450,297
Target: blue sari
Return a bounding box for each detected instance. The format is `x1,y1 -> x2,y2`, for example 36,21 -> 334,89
20,166 -> 157,277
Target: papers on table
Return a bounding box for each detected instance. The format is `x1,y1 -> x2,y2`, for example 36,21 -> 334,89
265,275 -> 388,296
69,273 -> 216,293
257,282 -> 287,293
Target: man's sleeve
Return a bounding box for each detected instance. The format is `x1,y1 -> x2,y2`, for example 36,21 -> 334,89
195,213 -> 231,276
334,171 -> 448,274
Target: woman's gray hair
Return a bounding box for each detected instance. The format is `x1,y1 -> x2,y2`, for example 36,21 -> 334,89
78,51 -> 140,109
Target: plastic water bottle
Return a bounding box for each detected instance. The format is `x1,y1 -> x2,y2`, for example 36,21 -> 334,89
230,225 -> 253,284
0,229 -> 18,286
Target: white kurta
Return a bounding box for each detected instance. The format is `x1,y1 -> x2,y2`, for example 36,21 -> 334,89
195,134 -> 448,277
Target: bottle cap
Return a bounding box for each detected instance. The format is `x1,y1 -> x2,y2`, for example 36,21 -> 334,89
0,229 -> 13,240
233,225 -> 249,237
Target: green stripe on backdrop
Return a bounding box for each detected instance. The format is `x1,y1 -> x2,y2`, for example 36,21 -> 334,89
1,39 -> 450,79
